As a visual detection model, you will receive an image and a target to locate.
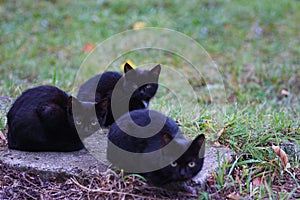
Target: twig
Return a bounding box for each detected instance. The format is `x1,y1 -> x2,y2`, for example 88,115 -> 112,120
20,188 -> 38,200
71,177 -> 159,200
22,173 -> 39,188
0,130 -> 7,143
138,185 -> 199,198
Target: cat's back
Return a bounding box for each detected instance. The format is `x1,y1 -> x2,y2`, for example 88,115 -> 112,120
77,71 -> 122,102
8,85 -> 68,115
110,109 -> 178,131
7,85 -> 85,151
84,71 -> 122,90
99,71 -> 123,86
108,109 -> 180,153
7,86 -> 68,130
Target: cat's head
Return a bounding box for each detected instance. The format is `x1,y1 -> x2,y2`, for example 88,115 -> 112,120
67,96 -> 108,137
122,63 -> 161,101
150,134 -> 205,185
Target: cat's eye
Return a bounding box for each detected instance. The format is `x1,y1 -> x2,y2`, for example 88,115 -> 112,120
75,120 -> 82,125
188,161 -> 196,168
91,121 -> 98,126
170,162 -> 177,167
145,84 -> 152,89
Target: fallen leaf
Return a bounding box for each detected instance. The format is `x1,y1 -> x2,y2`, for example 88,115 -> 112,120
289,127 -> 295,132
281,89 -> 290,96
121,60 -> 136,72
182,66 -> 190,73
235,172 -> 241,184
272,145 -> 289,168
133,21 -> 146,30
227,192 -> 242,200
216,127 -> 226,137
213,141 -> 221,147
207,175 -> 215,186
82,42 -> 95,53
0,130 -> 7,143
252,177 -> 261,187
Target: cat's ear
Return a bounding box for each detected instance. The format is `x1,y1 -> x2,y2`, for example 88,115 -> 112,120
96,98 -> 108,111
162,133 -> 173,146
190,134 -> 205,157
124,62 -> 135,73
150,64 -> 161,76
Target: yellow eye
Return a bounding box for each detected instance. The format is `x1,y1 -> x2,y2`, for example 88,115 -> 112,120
170,162 -> 177,167
75,120 -> 82,125
91,121 -> 97,126
188,161 -> 196,168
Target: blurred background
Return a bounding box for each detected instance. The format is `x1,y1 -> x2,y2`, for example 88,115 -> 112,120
0,1 -> 299,198
0,0 -> 299,102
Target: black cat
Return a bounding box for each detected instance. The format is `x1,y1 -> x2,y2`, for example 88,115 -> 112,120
77,63 -> 161,126
7,85 -> 107,152
107,109 -> 205,186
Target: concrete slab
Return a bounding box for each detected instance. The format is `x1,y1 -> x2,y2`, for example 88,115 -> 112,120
0,133 -> 233,189
0,133 -> 109,181
0,97 -> 233,191
191,146 -> 232,190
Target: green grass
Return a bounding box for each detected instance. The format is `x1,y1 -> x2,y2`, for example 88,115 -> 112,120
1,0 -> 299,199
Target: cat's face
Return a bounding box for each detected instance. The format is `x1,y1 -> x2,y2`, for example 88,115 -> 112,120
122,63 -> 161,101
67,97 -> 108,137
149,134 -> 205,185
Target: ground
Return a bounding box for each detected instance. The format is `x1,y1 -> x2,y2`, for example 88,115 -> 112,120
0,0 -> 299,199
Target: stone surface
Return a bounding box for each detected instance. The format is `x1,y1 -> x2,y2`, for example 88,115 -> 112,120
0,96 -> 233,190
0,133 -> 109,180
0,132 -> 233,189
191,146 -> 232,190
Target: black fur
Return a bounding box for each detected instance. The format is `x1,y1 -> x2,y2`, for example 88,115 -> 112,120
107,109 -> 205,186
77,63 -> 161,126
7,85 -> 107,152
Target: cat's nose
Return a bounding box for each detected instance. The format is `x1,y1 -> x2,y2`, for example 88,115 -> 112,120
84,127 -> 90,133
180,168 -> 186,176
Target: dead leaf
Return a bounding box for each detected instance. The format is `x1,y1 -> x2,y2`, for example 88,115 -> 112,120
0,130 -> 7,143
133,21 -> 146,30
252,177 -> 261,187
235,172 -> 241,184
216,127 -> 226,137
82,42 -> 95,53
281,89 -> 290,96
214,141 -> 221,147
120,60 -> 136,72
207,175 -> 215,186
272,145 -> 289,168
182,66 -> 190,73
289,127 -> 295,132
227,192 -> 242,200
